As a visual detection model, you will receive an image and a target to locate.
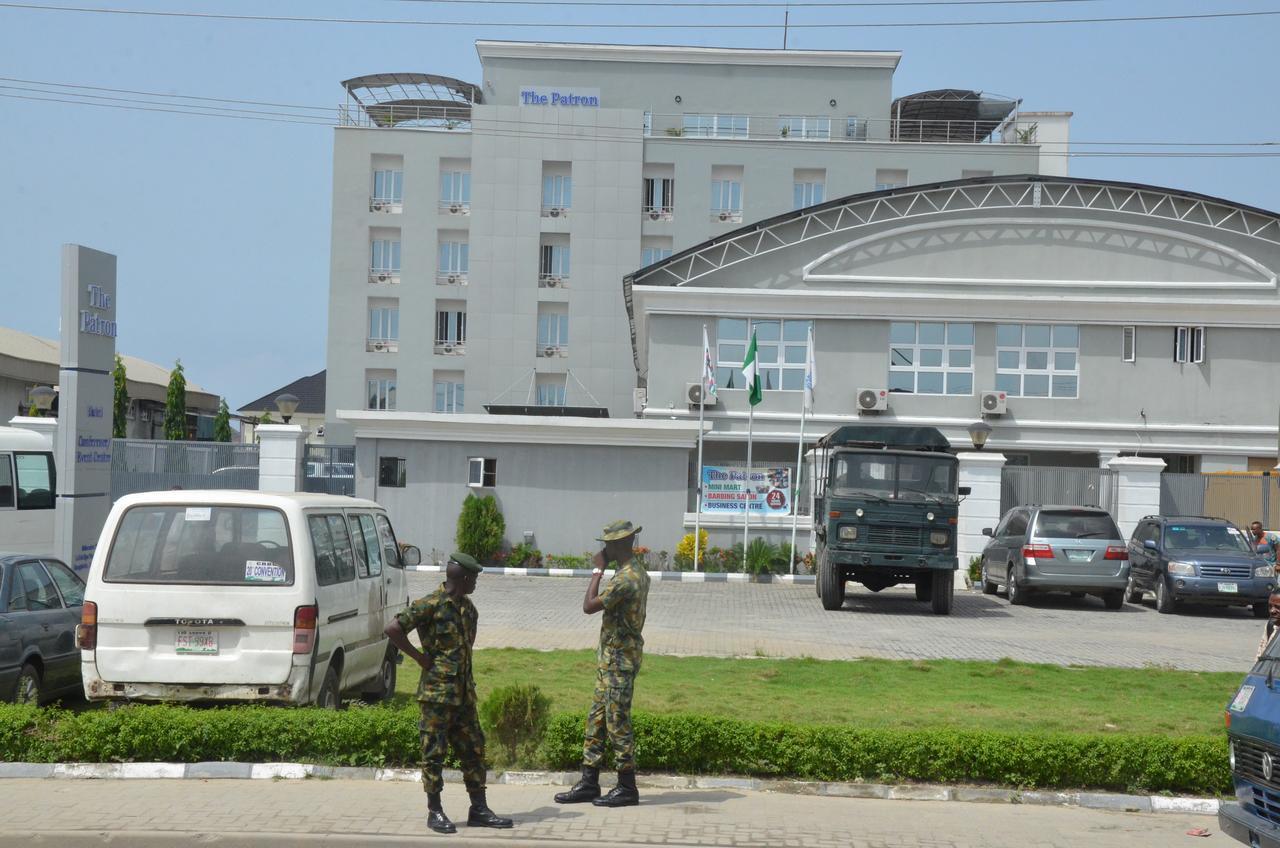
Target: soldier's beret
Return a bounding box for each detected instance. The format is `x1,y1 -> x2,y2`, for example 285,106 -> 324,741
449,552 -> 483,573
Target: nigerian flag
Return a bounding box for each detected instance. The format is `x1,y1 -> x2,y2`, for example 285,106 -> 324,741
742,330 -> 762,406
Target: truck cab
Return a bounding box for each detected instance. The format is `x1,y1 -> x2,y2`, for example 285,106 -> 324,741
1221,643 -> 1280,847
813,424 -> 966,615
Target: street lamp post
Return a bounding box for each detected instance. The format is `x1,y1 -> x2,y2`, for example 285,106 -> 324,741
274,393 -> 300,425
967,420 -> 993,451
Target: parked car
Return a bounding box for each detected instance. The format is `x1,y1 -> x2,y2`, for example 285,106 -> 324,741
1220,647 -> 1280,846
0,553 -> 86,704
979,505 -> 1130,609
1126,515 -> 1272,616
79,491 -> 421,708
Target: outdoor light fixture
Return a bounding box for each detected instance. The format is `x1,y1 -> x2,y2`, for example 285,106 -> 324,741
27,385 -> 55,413
967,420 -> 993,451
274,393 -> 300,425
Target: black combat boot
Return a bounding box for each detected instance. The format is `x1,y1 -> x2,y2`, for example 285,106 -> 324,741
467,789 -> 514,828
592,769 -> 639,807
553,765 -> 601,803
426,792 -> 456,834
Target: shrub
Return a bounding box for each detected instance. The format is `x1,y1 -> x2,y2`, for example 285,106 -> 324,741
744,538 -> 776,576
480,685 -> 551,767
676,531 -> 708,567
546,553 -> 588,569
455,494 -> 505,562
968,556 -> 984,584
508,542 -> 542,568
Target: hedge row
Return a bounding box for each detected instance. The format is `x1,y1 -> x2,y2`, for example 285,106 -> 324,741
0,704 -> 1229,795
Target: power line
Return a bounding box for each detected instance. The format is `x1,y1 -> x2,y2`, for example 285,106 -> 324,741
385,0 -> 1122,6
2,2 -> 1279,29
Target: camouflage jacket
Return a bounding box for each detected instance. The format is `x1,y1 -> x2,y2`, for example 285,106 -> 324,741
597,556 -> 650,673
395,584 -> 478,705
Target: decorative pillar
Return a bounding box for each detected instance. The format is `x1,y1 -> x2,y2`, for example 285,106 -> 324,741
957,451 -> 1007,583
8,416 -> 57,451
257,424 -> 307,493
1107,455 -> 1166,540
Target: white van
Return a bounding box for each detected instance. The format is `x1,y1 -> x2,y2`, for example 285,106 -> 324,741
0,426 -> 58,557
78,490 -> 420,707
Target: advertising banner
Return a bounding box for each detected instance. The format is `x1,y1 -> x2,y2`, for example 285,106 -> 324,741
701,466 -> 792,515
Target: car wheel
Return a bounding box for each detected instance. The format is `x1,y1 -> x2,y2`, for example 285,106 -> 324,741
1007,566 -> 1027,606
316,665 -> 343,710
930,570 -> 954,615
1125,575 -> 1143,604
14,663 -> 41,706
1155,576 -> 1177,615
915,578 -> 933,602
1253,602 -> 1269,619
1103,591 -> 1125,611
981,563 -> 998,595
818,550 -> 845,611
362,649 -> 398,703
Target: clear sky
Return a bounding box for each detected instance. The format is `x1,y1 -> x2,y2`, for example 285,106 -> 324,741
2,0 -> 1277,413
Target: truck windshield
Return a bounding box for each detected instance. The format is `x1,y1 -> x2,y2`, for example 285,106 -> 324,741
830,454 -> 955,500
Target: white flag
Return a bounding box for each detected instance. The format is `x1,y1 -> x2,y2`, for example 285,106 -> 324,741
702,325 -> 717,399
803,325 -> 817,412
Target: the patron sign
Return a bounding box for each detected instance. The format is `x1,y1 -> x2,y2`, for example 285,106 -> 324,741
701,466 -> 792,515
519,86 -> 601,107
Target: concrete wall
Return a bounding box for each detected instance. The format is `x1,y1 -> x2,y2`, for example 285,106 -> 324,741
354,437 -> 691,557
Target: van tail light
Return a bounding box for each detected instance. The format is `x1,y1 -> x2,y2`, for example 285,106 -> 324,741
77,601 -> 98,651
293,604 -> 318,655
1022,544 -> 1054,559
1104,546 -> 1129,560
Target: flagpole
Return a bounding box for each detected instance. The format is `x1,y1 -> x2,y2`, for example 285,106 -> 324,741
694,324 -> 708,573
743,401 -> 754,555
789,407 -> 805,576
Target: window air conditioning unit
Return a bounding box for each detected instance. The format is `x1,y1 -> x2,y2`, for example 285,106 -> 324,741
442,343 -> 455,354
648,210 -> 660,221
981,391 -> 1008,416
856,388 -> 888,413
545,276 -> 560,288
447,274 -> 458,284
542,346 -> 560,358
372,201 -> 386,212
718,211 -> 731,221
549,207 -> 562,218
686,382 -> 718,407
376,273 -> 389,282
373,341 -> 386,351
449,203 -> 462,214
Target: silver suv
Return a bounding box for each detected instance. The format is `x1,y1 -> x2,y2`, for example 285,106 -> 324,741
979,505 -> 1130,609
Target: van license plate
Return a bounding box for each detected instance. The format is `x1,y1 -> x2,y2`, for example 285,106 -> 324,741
175,630 -> 218,654
1218,582 -> 1238,593
1064,549 -> 1092,562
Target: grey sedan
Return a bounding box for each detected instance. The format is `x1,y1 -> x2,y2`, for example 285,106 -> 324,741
0,553 -> 85,704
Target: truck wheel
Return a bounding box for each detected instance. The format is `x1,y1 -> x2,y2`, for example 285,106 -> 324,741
819,552 -> 845,611
915,579 -> 933,602
1007,566 -> 1027,606
930,570 -> 954,615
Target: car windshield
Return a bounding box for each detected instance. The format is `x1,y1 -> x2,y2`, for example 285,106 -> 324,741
1034,511 -> 1120,540
105,505 -> 294,585
1165,524 -> 1252,554
830,453 -> 955,499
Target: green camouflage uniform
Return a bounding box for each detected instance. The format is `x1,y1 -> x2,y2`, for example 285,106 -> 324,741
396,584 -> 486,794
582,556 -> 650,771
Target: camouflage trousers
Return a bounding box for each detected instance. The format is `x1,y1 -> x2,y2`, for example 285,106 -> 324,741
418,700 -> 487,794
581,665 -> 637,772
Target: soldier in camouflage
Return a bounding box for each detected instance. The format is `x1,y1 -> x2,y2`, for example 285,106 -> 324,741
555,520 -> 651,808
384,552 -> 514,835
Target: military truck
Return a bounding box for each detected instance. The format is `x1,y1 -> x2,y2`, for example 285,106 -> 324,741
812,424 -> 968,615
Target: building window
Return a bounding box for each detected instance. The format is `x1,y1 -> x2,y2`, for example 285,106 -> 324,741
1122,326 -> 1136,362
793,169 -> 826,210
537,310 -> 569,355
995,324 -> 1079,398
641,245 -> 673,267
468,457 -> 497,488
711,166 -> 743,223
779,116 -> 831,140
378,457 -> 406,488
682,113 -> 749,139
888,322 -> 974,395
643,111 -> 652,137
435,307 -> 467,352
372,169 -> 403,205
875,168 -> 908,191
845,117 -> 867,140
439,240 -> 469,277
434,371 -> 465,414
542,163 -> 572,215
539,243 -> 571,281
536,376 -> 567,407
367,302 -> 399,352
643,176 -> 675,219
370,238 -> 400,277
715,318 -> 812,391
366,371 -> 396,410
1174,326 -> 1205,363
440,168 -> 471,211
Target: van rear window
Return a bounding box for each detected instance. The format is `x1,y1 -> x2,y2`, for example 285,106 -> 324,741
1034,511 -> 1120,540
105,505 -> 294,585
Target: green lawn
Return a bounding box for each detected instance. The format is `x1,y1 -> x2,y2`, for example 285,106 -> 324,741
394,649 -> 1240,736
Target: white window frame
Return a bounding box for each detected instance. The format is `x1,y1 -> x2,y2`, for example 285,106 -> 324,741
711,178 -> 742,221
682,113 -> 749,139
845,117 -> 867,140
370,239 -> 400,274
641,246 -> 673,266
888,322 -> 975,396
793,180 -> 825,210
542,173 -> 572,212
539,244 -> 571,279
779,115 -> 831,140
435,310 -> 467,346
438,241 -> 469,275
372,169 -> 403,203
642,111 -> 652,137
468,457 -> 496,488
537,312 -> 569,351
434,379 -> 464,414
536,380 -> 568,407
714,318 -> 812,393
995,324 -> 1080,399
368,305 -> 399,342
875,168 -> 908,192
366,376 -> 396,411
642,177 -> 674,217
439,170 -> 471,208
1174,326 -> 1205,364
1122,326 -> 1136,363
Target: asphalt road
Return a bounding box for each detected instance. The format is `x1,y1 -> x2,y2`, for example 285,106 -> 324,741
411,572 -> 1263,671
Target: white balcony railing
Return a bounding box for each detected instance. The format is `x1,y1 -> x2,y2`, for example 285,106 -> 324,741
541,205 -> 569,219
434,340 -> 466,355
439,200 -> 471,216
366,338 -> 399,353
368,270 -> 400,284
369,197 -> 403,214
711,210 -> 743,224
538,274 -> 568,289
437,273 -> 469,287
646,113 -> 1034,146
642,205 -> 674,222
536,343 -> 569,358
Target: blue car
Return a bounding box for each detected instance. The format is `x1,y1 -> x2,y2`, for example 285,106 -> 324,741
1222,652 -> 1280,846
0,553 -> 85,704
1126,516 -> 1273,616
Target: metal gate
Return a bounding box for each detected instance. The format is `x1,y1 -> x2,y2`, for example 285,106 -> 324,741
1000,466 -> 1117,515
303,445 -> 355,496
1160,473 -> 1280,530
111,440 -> 260,501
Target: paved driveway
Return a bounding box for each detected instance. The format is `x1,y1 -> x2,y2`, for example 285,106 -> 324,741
411,573 -> 1262,671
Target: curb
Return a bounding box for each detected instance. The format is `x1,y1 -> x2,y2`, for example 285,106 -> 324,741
0,763 -> 1219,815
409,564 -> 816,584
